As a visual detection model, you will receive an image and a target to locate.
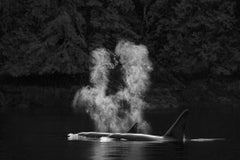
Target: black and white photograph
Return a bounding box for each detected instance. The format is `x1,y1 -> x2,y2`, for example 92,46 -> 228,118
0,0 -> 240,160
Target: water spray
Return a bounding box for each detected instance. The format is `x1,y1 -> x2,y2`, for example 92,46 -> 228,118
73,40 -> 152,133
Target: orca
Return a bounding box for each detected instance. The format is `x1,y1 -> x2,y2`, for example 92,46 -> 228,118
68,109 -> 189,142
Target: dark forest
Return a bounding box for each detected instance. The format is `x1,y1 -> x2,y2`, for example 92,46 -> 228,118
1,0 -> 240,114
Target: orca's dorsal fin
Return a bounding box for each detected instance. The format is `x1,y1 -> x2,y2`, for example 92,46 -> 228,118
164,109 -> 189,141
127,123 -> 138,133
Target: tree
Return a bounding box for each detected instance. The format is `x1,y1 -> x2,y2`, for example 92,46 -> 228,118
147,0 -> 240,76
0,0 -> 141,76
1,0 -> 239,77
0,0 -> 40,76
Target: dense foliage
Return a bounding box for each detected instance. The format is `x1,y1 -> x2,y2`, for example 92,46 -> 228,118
0,0 -> 240,77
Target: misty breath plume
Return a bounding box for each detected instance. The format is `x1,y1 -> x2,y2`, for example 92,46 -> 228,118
73,40 -> 152,133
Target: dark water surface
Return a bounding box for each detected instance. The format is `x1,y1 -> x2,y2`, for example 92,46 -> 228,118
1,110 -> 240,160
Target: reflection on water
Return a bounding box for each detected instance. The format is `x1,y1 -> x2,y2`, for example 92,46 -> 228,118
90,142 -> 186,160
91,142 -> 146,160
